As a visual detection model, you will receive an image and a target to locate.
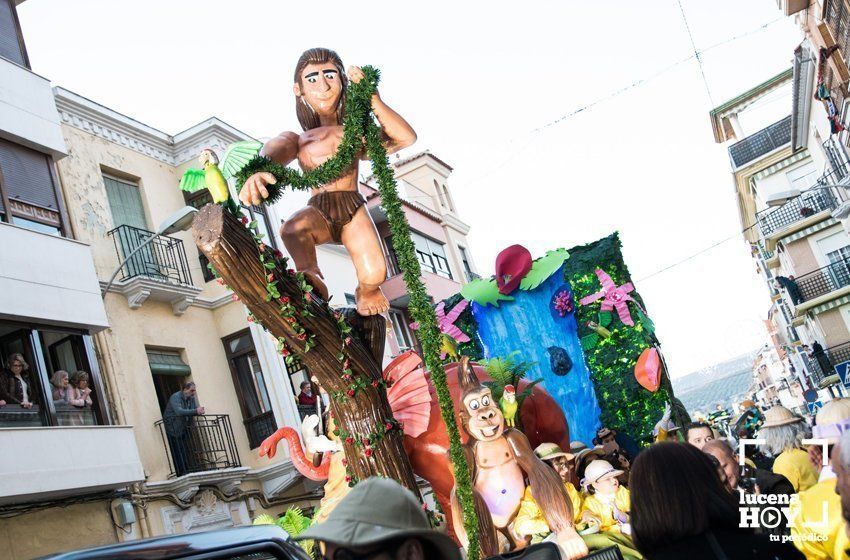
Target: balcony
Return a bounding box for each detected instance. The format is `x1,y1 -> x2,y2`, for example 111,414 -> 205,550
822,0 -> 850,82
105,224 -> 202,315
801,341 -> 850,387
794,262 -> 850,308
0,57 -> 67,158
756,186 -> 839,242
0,426 -> 144,505
155,414 -> 241,479
728,115 -> 792,169
0,221 -> 108,331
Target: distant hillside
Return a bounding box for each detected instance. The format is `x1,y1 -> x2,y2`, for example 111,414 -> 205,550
672,351 -> 757,415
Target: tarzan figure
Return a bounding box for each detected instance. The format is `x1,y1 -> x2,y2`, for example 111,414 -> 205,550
239,48 -> 416,316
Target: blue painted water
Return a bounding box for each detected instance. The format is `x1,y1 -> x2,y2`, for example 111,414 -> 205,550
471,265 -> 602,445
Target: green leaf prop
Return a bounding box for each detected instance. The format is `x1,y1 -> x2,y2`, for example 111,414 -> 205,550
178,168 -> 207,193
598,312 -> 613,328
519,248 -> 570,291
231,66 -> 481,559
461,278 -> 514,307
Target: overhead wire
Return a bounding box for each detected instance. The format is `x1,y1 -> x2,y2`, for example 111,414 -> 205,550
462,15 -> 785,187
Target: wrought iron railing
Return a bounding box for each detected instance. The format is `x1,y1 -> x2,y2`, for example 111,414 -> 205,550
795,261 -> 850,302
244,410 -> 277,449
155,414 -> 241,478
756,187 -> 839,237
825,0 -> 850,68
801,341 -> 850,384
728,115 -> 792,168
107,224 -> 193,286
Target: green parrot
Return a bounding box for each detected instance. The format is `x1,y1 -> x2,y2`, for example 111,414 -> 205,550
499,384 -> 518,427
178,140 -> 262,215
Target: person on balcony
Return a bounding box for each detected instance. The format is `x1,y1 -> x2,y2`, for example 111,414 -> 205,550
775,275 -> 804,305
67,370 -> 93,408
50,370 -> 71,403
810,341 -> 833,377
0,353 -> 36,409
297,381 -> 317,406
163,381 -> 205,476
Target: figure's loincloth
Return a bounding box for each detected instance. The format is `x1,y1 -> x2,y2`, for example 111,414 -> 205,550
308,191 -> 366,243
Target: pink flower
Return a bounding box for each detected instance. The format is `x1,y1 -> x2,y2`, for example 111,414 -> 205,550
259,243 -> 266,252
364,448 -> 373,457
267,273 -> 274,282
216,278 -> 224,285
231,294 -> 239,301
385,422 -> 393,430
346,389 -> 356,397
280,347 -> 290,357
247,316 -> 254,323
296,333 -> 307,341
341,458 -> 347,466
280,296 -> 290,304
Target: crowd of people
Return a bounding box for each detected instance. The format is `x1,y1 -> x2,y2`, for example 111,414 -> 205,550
299,398 -> 850,560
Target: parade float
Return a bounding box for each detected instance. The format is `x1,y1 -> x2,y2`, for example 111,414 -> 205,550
184,47 -> 681,559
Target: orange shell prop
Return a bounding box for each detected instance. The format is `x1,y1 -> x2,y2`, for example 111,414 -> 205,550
635,347 -> 661,392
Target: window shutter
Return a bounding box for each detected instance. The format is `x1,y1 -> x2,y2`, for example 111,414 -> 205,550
0,0 -> 24,66
0,139 -> 57,210
104,175 -> 147,229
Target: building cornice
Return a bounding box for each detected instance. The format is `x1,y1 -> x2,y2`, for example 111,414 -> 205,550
441,212 -> 471,235
53,87 -> 255,166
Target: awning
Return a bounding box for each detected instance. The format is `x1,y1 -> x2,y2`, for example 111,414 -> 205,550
147,351 -> 191,376
751,149 -> 810,182
810,293 -> 850,316
778,218 -> 839,245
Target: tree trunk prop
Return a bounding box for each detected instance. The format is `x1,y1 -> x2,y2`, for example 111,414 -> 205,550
192,203 -> 419,493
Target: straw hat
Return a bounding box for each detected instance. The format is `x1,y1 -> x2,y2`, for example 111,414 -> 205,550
813,398 -> 850,444
596,427 -> 614,439
582,459 -> 624,488
569,441 -> 588,454
534,442 -> 574,461
761,406 -> 802,428
574,446 -> 605,464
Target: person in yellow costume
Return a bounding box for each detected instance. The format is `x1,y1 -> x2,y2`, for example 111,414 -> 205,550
789,399 -> 850,559
515,443 -> 583,539
581,459 -> 631,533
759,405 -> 818,492
514,446 -> 641,559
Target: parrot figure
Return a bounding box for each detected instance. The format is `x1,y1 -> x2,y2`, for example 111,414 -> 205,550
439,333 -> 459,361
178,140 -> 262,215
499,384 -> 518,427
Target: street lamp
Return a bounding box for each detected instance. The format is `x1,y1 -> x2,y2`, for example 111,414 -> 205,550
101,206 -> 199,298
764,184 -> 843,207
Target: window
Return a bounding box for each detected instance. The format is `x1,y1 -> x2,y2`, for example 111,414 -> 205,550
345,293 -> 356,306
385,235 -> 400,277
786,162 -> 818,191
241,204 -> 278,253
0,321 -> 106,427
442,184 -> 454,212
0,139 -> 63,234
389,309 -> 414,353
411,232 -> 453,279
459,246 -> 476,281
434,180 -> 447,209
147,349 -> 191,414
223,331 -> 276,449
0,0 -> 27,67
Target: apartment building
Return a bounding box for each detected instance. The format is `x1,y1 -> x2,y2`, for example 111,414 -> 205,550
0,0 -> 144,557
709,61 -> 850,403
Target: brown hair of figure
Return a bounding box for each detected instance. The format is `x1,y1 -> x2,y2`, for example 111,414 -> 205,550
293,48 -> 348,131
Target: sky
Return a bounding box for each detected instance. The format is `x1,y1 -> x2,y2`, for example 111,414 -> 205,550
18,0 -> 806,377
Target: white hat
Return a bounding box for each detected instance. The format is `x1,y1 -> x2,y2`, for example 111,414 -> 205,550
581,459 -> 624,488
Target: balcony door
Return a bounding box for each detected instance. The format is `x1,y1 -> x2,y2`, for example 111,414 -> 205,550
223,331 -> 276,449
104,174 -> 156,279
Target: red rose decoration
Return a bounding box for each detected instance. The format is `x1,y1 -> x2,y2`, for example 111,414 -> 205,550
267,273 -> 274,282
345,437 -> 354,445
259,243 -> 266,252
280,347 -> 290,357
241,216 -> 248,225
385,422 -> 393,430
231,294 -> 239,301
341,458 -> 347,466
346,389 -> 356,397
364,448 -> 373,457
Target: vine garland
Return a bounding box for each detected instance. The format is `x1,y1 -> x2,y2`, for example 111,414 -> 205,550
232,66 -> 480,558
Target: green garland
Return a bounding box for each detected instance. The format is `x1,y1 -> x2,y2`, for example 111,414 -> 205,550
234,66 -> 480,559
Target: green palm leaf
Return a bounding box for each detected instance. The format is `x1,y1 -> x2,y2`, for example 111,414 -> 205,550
221,140 -> 264,180
520,248 -> 570,291
178,168 -> 207,192
460,278 -> 514,307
